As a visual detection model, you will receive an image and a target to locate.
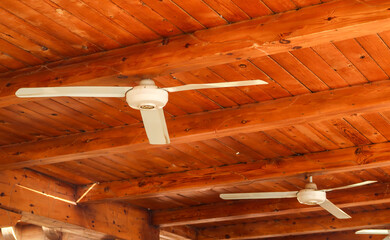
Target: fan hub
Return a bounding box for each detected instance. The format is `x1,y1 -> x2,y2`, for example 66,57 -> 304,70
297,189 -> 326,205
126,81 -> 168,110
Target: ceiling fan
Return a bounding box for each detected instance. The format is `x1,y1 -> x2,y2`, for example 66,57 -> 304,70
356,229 -> 390,239
220,177 -> 377,219
15,79 -> 267,145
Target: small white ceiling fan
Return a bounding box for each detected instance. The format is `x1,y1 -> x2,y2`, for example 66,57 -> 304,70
15,79 -> 267,145
220,177 -> 377,219
356,229 -> 390,240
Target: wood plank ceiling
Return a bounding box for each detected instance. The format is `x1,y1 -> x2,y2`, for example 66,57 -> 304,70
2,0 -> 390,239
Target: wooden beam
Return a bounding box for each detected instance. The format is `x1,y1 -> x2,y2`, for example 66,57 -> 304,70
1,0 -> 390,107
152,183 -> 390,226
197,207 -> 390,239
5,79 -> 390,171
77,139 -> 390,203
0,169 -> 159,240
267,230 -> 386,240
0,209 -> 20,228
159,226 -> 197,240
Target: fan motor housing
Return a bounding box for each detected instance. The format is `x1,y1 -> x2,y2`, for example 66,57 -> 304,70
126,85 -> 168,110
297,189 -> 326,205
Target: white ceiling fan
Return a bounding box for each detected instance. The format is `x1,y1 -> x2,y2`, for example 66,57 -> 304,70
15,79 -> 267,145
356,229 -> 390,240
220,177 -> 377,219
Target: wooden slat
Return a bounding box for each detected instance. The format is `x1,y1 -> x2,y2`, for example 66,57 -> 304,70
334,39 -> 389,81
76,140 -> 390,203
20,0 -> 120,51
2,0 -> 390,107
201,0 -> 250,22
169,0 -> 227,28
5,80 -> 390,170
231,0 -> 272,18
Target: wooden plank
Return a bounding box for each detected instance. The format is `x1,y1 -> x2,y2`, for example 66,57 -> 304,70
0,169 -> 159,240
5,79 -> 390,170
334,39 -> 388,81
197,207 -> 390,239
2,0 -> 390,106
77,140 -> 390,203
152,182 -> 389,226
312,43 -> 368,85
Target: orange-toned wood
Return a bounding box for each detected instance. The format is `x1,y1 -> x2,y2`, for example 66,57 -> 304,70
334,39 -> 388,81
231,0 -> 272,18
0,169 -> 158,240
1,0 -> 390,107
168,0 -> 227,28
0,209 -> 21,228
153,183 -> 389,226
77,141 -> 390,203
261,0 -> 296,12
312,43 -> 368,86
4,79 -> 390,170
197,207 -> 390,239
160,226 -> 197,240
264,230 -> 384,240
201,0 -> 249,22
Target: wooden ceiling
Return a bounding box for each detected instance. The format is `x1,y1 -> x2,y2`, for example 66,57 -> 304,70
2,0 -> 390,239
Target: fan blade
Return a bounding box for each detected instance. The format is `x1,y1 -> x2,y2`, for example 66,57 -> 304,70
220,191 -> 298,200
15,86 -> 132,98
163,80 -> 268,92
384,236 -> 390,240
323,180 -> 377,192
140,108 -> 170,145
356,229 -> 390,235
319,199 -> 351,219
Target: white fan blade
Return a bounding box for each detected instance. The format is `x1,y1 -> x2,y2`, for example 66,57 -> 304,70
220,191 -> 298,200
319,199 -> 351,219
356,229 -> 390,235
163,80 -> 268,92
323,180 -> 377,192
140,108 -> 170,145
15,86 -> 132,98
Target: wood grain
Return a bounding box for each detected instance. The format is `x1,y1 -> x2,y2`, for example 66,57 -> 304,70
2,0 -> 390,107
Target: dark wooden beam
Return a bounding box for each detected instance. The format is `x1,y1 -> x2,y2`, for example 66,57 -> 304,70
152,183 -> 390,226
4,80 -> 390,171
0,169 -> 159,240
77,139 -> 390,203
1,0 -> 390,107
197,207 -> 390,239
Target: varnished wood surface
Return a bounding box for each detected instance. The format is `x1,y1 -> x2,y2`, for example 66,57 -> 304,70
1,0 -> 390,239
